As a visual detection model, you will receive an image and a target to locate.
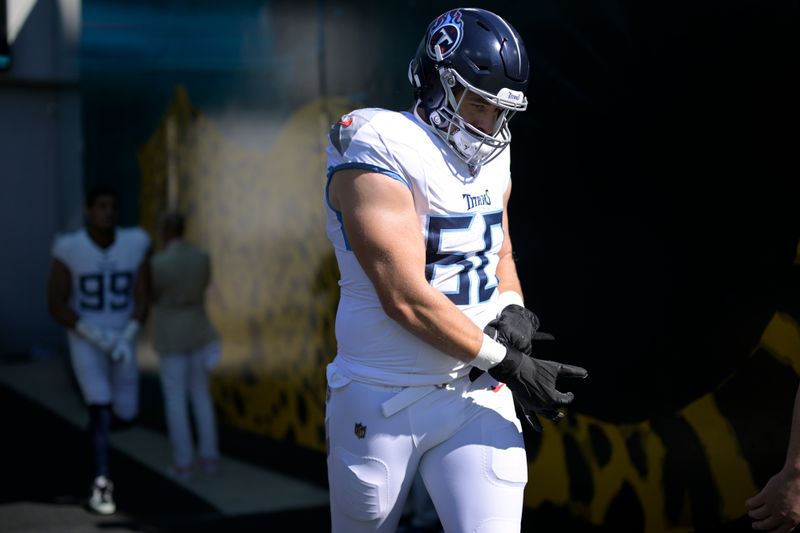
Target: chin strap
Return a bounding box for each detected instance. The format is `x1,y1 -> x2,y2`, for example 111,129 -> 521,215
452,129 -> 494,161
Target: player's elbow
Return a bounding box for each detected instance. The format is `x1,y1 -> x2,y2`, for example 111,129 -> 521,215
46,295 -> 61,321
47,299 -> 71,329
378,293 -> 417,327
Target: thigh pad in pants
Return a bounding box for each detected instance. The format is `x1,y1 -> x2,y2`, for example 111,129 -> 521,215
329,445 -> 390,522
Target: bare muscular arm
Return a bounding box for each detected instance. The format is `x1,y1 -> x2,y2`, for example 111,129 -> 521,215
47,258 -> 78,330
496,181 -> 524,300
329,168 -> 485,363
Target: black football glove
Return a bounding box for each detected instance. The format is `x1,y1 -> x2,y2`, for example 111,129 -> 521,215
491,304 -> 554,356
475,324 -> 588,433
487,329 -> 586,408
517,406 -> 563,433
468,304 -> 553,381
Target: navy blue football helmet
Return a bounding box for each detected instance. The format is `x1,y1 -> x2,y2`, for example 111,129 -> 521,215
408,8 -> 529,168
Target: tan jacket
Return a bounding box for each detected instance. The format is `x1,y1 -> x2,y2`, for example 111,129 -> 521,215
151,240 -> 218,354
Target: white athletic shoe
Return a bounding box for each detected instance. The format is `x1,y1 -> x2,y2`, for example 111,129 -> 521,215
88,476 -> 116,515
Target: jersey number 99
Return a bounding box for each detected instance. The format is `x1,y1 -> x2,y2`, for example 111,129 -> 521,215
78,272 -> 134,311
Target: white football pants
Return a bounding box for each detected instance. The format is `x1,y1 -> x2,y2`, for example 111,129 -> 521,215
67,332 -> 139,419
326,368 -> 527,533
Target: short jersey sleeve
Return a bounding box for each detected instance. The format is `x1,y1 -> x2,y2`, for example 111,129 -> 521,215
327,109 -> 411,189
51,233 -> 74,265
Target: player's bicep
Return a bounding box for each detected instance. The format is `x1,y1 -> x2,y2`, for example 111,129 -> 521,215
330,169 -> 425,293
47,258 -> 71,304
47,258 -> 77,327
497,181 -> 522,294
499,181 -> 514,257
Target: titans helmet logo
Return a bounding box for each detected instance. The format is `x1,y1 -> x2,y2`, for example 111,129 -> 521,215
427,10 -> 463,61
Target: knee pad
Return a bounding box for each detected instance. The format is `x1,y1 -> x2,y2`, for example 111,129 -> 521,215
487,445 -> 528,487
330,446 -> 390,522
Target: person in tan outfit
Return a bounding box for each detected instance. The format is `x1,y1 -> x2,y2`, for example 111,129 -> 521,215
151,212 -> 220,479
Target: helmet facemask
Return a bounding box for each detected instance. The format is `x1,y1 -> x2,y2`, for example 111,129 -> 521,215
409,8 -> 530,171
424,53 -> 527,169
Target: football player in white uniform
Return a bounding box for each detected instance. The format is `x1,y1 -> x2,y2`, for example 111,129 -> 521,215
47,185 -> 150,515
324,8 -> 588,533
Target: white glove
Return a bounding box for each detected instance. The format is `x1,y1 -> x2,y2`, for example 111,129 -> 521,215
110,320 -> 140,365
75,320 -> 117,353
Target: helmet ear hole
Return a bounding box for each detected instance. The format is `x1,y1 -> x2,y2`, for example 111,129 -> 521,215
443,70 -> 457,88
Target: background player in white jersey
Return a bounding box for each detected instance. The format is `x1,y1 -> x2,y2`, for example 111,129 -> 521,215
47,185 -> 150,515
324,8 -> 588,533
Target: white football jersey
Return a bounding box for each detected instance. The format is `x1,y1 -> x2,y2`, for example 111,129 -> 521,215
325,108 -> 510,386
52,227 -> 151,330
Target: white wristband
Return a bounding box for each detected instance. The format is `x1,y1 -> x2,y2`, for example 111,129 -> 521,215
472,333 -> 508,371
497,291 -> 524,314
